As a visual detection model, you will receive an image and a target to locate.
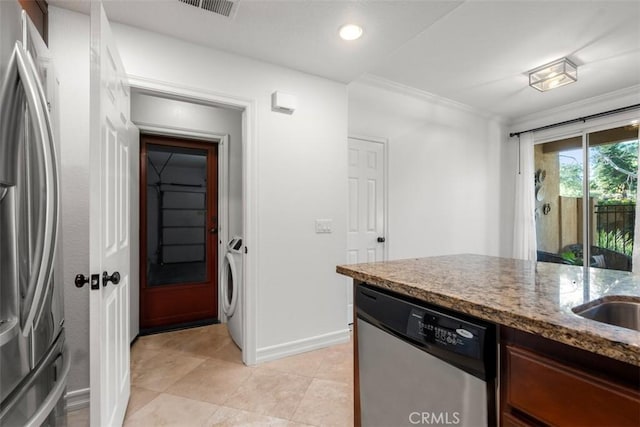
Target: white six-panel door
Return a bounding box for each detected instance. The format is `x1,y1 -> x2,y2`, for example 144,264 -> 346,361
89,3 -> 136,426
346,138 -> 386,323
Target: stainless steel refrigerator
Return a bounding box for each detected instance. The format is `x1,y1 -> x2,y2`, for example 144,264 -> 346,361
0,1 -> 69,425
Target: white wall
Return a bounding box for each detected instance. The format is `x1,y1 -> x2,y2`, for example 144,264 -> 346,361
113,24 -> 348,354
48,7 -> 90,396
49,6 -> 348,393
349,79 -> 509,258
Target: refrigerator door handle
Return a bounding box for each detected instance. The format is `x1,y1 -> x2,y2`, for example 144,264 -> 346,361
0,47 -> 23,188
1,41 -> 59,337
24,45 -> 60,330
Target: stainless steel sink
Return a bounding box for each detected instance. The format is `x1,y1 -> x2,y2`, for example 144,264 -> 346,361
573,301 -> 640,332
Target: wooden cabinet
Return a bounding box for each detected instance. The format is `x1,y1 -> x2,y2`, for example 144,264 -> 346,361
500,328 -> 640,426
18,0 -> 48,44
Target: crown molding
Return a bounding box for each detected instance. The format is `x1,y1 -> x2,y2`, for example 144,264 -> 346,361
353,74 -> 506,123
509,84 -> 640,133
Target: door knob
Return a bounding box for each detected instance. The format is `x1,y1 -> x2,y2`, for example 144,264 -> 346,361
76,273 -> 100,290
102,271 -> 120,286
210,227 -> 218,234
377,237 -> 386,243
75,274 -> 89,288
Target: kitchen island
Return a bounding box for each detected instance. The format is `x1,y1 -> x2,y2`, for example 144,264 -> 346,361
338,254 -> 640,426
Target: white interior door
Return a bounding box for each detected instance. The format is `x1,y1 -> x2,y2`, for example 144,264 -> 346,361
89,3 -> 135,426
346,137 -> 386,323
129,124 -> 140,343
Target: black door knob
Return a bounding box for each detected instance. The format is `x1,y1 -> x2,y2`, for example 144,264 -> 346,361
75,274 -> 89,288
102,271 -> 121,286
377,237 -> 386,243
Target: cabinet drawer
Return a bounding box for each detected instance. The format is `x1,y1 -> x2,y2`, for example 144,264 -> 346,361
506,345 -> 640,426
501,412 -> 534,427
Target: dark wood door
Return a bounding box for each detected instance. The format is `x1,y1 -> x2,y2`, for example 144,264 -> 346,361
140,135 -> 218,331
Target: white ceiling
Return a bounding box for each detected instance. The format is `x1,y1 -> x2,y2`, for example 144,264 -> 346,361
50,0 -> 640,121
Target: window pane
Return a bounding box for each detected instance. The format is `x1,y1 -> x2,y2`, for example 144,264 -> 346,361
535,124 -> 639,272
146,144 -> 208,286
534,138 -> 584,266
588,125 -> 637,272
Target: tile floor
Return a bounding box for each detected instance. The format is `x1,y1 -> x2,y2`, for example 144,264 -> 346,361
67,324 -> 354,426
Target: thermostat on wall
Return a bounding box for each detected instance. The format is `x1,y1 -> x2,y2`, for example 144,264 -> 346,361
271,91 -> 297,114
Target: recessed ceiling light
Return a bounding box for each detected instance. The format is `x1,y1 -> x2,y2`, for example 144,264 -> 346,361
339,24 -> 363,41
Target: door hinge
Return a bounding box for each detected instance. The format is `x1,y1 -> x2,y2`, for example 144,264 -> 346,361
244,246 -> 248,254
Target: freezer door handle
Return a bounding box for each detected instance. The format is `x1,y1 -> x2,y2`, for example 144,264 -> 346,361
23,350 -> 69,427
0,333 -> 68,425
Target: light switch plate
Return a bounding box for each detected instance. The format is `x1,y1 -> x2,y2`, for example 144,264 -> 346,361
315,219 -> 332,234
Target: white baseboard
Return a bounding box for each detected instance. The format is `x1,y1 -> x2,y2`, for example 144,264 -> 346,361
65,388 -> 90,411
256,329 -> 351,364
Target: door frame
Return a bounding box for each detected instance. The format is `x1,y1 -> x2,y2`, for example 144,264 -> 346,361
134,123 -> 230,327
348,134 -> 389,260
128,76 -> 258,365
138,134 -> 220,330
346,134 -> 389,324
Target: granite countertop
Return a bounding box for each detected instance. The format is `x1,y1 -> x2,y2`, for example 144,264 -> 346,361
337,254 -> 640,366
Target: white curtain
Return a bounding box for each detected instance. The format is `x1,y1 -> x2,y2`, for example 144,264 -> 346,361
633,127 -> 640,275
512,132 -> 537,261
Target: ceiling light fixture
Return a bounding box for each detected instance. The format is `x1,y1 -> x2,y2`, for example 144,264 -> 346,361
528,57 -> 577,92
339,24 -> 363,41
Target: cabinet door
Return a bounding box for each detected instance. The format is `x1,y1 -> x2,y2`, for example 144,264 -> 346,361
18,0 -> 47,44
505,345 -> 640,426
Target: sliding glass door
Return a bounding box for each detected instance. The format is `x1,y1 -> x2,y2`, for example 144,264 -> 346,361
535,123 -> 639,272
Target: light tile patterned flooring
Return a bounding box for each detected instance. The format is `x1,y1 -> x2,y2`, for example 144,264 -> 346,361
67,324 -> 354,426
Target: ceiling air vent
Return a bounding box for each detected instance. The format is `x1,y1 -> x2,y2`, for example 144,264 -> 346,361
178,0 -> 239,18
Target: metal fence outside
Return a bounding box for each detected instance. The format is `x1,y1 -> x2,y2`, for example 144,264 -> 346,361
594,203 -> 636,256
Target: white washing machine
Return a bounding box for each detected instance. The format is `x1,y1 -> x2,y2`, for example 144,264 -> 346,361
221,236 -> 243,349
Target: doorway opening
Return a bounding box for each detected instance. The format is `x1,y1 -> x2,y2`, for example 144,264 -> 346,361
140,135 -> 219,332
128,81 -> 255,365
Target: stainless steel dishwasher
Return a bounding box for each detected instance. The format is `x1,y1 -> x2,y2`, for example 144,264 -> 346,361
356,284 -> 496,427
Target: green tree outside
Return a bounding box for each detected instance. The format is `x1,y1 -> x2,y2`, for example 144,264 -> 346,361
590,140 -> 638,202
557,139 -> 638,259
558,140 -> 638,201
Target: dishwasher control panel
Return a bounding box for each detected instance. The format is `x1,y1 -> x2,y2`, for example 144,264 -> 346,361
356,283 -> 495,380
406,308 -> 485,359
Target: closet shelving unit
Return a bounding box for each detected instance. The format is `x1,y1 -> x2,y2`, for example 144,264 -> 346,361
148,151 -> 207,266
155,182 -> 206,265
